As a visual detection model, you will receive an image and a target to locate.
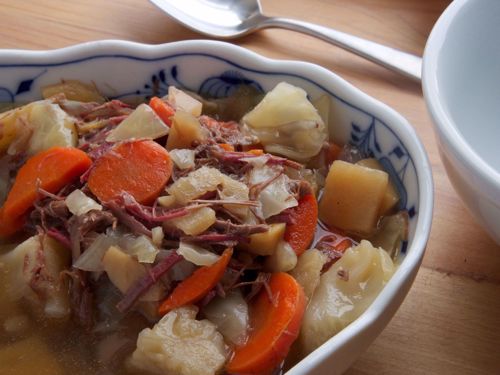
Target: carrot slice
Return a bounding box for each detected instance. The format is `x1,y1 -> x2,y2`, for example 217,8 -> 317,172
226,272 -> 306,375
158,248 -> 233,315
284,193 -> 318,256
87,140 -> 173,205
218,143 -> 235,152
2,147 -> 91,220
149,97 -> 175,127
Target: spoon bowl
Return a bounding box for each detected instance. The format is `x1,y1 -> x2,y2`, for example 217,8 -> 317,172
149,0 -> 422,81
149,0 -> 264,38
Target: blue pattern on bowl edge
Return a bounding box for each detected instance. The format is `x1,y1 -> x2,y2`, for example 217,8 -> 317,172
0,53 -> 417,254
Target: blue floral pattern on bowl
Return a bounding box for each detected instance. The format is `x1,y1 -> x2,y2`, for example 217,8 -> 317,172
0,53 -> 418,254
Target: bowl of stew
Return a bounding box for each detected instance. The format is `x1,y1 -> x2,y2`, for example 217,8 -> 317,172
0,40 -> 433,375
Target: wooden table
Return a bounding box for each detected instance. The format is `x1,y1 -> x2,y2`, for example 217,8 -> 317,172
1,0 -> 499,374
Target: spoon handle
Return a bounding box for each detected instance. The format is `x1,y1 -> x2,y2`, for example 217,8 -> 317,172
260,16 -> 422,82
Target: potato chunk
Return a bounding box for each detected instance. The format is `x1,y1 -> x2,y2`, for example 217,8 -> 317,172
242,222 -> 286,256
356,158 -> 399,215
319,160 -> 388,234
129,306 -> 228,375
297,240 -> 395,356
166,111 -> 207,150
0,336 -> 64,375
102,246 -> 164,301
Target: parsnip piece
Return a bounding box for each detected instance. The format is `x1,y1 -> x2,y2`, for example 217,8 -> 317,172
167,86 -> 202,117
298,240 -> 395,356
27,101 -> 77,155
106,103 -> 169,142
242,223 -> 286,256
242,82 -> 328,161
170,207 -> 216,236
130,306 -> 228,375
166,110 -> 207,150
0,336 -> 64,375
356,158 -> 399,215
289,249 -> 327,300
319,160 -> 388,234
102,246 -> 163,301
41,80 -> 105,103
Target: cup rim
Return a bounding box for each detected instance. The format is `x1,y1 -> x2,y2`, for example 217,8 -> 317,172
422,0 -> 500,201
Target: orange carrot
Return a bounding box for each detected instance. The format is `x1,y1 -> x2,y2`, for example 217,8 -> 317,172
284,193 -> 318,256
149,97 -> 175,127
1,147 -> 91,221
88,140 -> 172,205
218,143 -> 235,152
226,272 -> 306,375
0,208 -> 25,238
325,142 -> 342,165
247,149 -> 264,156
158,248 -> 233,316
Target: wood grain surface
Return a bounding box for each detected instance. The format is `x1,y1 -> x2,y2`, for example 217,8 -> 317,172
0,0 -> 499,374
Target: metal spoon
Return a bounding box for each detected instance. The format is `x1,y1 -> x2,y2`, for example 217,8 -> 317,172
149,0 -> 422,81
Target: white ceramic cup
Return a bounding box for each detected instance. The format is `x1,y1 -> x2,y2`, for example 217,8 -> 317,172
423,0 -> 500,244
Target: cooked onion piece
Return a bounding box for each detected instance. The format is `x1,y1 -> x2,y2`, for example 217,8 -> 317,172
177,241 -> 220,266
65,189 -> 102,216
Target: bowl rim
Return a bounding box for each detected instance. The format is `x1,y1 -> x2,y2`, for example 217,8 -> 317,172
422,0 -> 500,202
0,39 -> 434,373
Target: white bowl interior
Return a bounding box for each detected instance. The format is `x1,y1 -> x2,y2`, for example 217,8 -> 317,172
433,0 -> 500,172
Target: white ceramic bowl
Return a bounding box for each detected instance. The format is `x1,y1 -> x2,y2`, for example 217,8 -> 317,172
423,0 -> 500,244
0,40 -> 433,374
